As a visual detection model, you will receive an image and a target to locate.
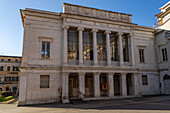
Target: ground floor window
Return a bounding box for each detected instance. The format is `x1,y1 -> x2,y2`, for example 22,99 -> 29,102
142,75 -> 148,85
40,75 -> 50,88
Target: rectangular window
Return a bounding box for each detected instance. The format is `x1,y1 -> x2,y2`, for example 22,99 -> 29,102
8,59 -> 11,62
83,30 -> 93,60
68,28 -> 79,60
7,66 -> 10,71
12,76 -> 18,82
142,75 -> 148,85
0,66 -> 4,71
1,59 -> 4,62
15,59 -> 18,62
110,33 -> 119,61
5,76 -> 11,82
0,75 -> 3,83
162,48 -> 168,61
139,49 -> 145,63
13,66 -> 19,71
122,34 -> 129,62
42,42 -> 50,59
97,31 -> 107,61
40,75 -> 50,88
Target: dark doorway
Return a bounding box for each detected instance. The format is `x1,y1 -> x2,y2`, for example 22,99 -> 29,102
85,73 -> 94,97
114,73 -> 121,96
69,73 -> 79,98
126,73 -> 134,95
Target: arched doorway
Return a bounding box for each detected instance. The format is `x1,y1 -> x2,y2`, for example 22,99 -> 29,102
126,73 -> 134,95
163,75 -> 170,94
69,73 -> 79,98
114,73 -> 121,96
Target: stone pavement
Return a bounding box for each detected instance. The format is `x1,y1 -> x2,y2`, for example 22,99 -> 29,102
1,95 -> 170,113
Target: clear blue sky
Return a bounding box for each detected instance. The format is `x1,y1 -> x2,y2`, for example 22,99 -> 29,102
0,0 -> 169,56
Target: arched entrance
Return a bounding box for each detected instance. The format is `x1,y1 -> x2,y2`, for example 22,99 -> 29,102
69,73 -> 79,98
126,73 -> 134,95
114,73 -> 121,96
163,75 -> 170,94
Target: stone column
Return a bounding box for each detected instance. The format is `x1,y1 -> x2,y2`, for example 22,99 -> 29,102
108,73 -> 114,97
121,73 -> 127,96
92,29 -> 98,65
118,32 -> 124,66
78,72 -> 85,99
62,72 -> 69,103
94,72 -> 100,97
105,30 -> 111,66
18,73 -> 28,105
130,33 -> 135,66
78,27 -> 84,65
62,25 -> 69,65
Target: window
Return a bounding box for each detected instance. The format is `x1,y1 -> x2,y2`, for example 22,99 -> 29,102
15,59 -> 18,62
68,28 -> 79,60
40,75 -> 50,88
110,32 -> 119,61
8,59 -> 11,62
5,76 -> 11,82
1,59 -> 4,62
0,75 -> 3,83
142,75 -> 148,85
7,66 -> 10,71
0,66 -> 4,71
162,48 -> 168,61
139,49 -> 145,63
122,34 -> 129,62
13,66 -> 19,71
83,29 -> 93,60
12,76 -> 18,82
97,31 -> 107,61
42,42 -> 50,59
12,87 -> 17,94
6,87 -> 10,91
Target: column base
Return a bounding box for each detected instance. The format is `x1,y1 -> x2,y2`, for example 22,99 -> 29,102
62,99 -> 70,103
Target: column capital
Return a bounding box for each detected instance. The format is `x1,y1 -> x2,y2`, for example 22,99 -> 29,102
129,33 -> 134,37
118,32 -> 123,35
108,72 -> 114,76
62,72 -> 69,76
104,30 -> 111,34
62,25 -> 69,29
94,72 -> 100,76
91,29 -> 98,33
77,27 -> 84,31
78,72 -> 86,76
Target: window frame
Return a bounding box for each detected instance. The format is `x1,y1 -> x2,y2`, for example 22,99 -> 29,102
40,75 -> 50,88
142,75 -> 148,85
161,48 -> 168,62
0,66 -> 4,71
139,49 -> 145,63
7,66 -> 11,71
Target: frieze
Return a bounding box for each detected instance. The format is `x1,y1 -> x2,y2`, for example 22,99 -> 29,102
63,3 -> 132,23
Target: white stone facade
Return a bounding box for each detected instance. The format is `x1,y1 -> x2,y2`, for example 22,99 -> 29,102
19,3 -> 161,105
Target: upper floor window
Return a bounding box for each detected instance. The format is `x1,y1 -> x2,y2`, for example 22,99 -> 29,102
142,75 -> 148,85
12,76 -> 18,82
8,59 -> 11,62
68,28 -> 79,60
42,42 -> 50,59
0,66 -> 4,71
1,59 -> 4,62
0,75 -> 3,83
15,59 -> 18,62
122,34 -> 129,62
83,29 -> 93,60
139,49 -> 145,63
7,66 -> 10,71
162,48 -> 168,61
97,31 -> 107,61
5,76 -> 11,82
110,32 -> 119,61
13,66 -> 19,71
40,75 -> 50,88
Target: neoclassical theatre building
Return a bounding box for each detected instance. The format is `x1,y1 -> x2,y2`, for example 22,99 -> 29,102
19,3 -> 160,105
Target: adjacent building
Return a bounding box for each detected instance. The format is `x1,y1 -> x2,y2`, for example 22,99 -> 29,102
154,2 -> 170,94
0,55 -> 21,96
